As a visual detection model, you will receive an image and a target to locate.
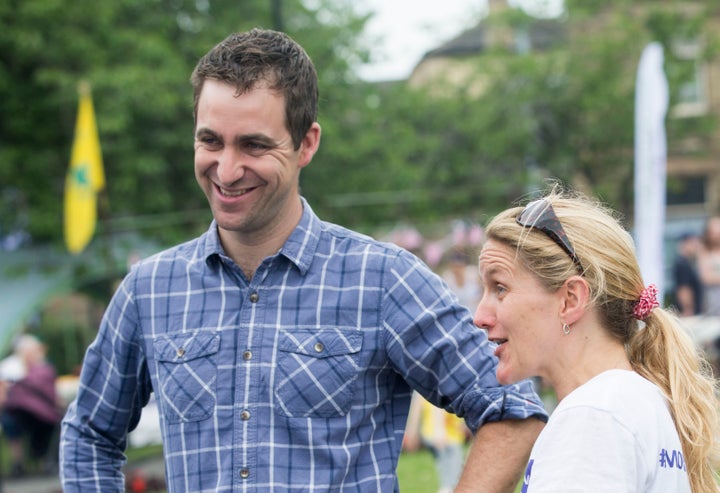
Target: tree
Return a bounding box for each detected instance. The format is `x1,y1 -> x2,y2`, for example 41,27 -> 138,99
475,0 -> 719,215
0,0 -> 372,246
2,0 -> 717,251
374,0 -> 718,226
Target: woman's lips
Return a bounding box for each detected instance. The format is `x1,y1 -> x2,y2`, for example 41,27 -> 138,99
489,338 -> 508,358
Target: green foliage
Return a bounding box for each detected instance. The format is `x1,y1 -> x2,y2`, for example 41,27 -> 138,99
308,0 -> 718,232
0,0 -> 370,245
1,0 -> 717,250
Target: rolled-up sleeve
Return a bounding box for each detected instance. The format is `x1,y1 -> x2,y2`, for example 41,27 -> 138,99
382,250 -> 547,431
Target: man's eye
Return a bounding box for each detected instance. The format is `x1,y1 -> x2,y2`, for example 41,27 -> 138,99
246,141 -> 268,151
201,136 -> 220,145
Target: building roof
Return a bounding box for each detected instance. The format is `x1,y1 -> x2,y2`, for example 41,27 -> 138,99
421,18 -> 566,61
424,25 -> 488,58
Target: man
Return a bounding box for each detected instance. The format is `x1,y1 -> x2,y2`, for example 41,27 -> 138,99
60,29 -> 546,492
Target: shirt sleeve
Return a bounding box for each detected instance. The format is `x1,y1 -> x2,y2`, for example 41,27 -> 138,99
60,270 -> 151,493
381,250 -> 547,431
525,406 -> 642,493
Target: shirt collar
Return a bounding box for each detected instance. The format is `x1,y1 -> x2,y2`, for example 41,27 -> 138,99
202,197 -> 321,276
201,223 -> 225,267
278,197 -> 321,276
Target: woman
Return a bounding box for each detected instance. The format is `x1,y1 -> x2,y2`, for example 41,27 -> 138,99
699,215 -> 720,316
474,188 -> 720,492
1,334 -> 61,476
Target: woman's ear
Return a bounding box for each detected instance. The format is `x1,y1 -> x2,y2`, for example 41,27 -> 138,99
560,276 -> 590,325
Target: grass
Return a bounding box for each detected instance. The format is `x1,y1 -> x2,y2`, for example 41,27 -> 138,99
397,448 -> 438,492
125,444 -> 164,463
397,447 -> 523,493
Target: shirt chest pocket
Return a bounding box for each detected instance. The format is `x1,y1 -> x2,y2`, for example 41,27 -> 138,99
274,328 -> 362,418
153,332 -> 220,423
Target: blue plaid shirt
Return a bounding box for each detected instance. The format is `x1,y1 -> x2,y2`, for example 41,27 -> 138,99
60,199 -> 546,492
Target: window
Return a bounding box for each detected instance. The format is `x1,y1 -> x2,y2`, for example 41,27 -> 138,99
670,38 -> 708,118
666,175 -> 706,206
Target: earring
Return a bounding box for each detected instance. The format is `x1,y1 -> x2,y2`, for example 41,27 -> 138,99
562,323 -> 571,335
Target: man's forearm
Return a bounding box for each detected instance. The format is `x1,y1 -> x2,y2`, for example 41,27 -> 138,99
60,412 -> 127,493
454,417 -> 544,493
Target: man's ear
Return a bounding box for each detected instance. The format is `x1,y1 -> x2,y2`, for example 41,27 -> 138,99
560,276 -> 590,325
298,122 -> 321,169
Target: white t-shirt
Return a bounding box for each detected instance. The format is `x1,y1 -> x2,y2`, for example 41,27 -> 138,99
521,370 -> 690,492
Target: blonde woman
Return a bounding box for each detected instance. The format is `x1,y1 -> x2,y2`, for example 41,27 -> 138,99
474,187 -> 720,492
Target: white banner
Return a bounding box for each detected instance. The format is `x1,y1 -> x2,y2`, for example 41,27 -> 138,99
634,42 -> 669,301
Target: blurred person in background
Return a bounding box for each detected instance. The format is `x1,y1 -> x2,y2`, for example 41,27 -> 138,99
698,215 -> 720,374
441,250 -> 483,312
1,334 -> 61,477
404,391 -> 469,493
699,215 -> 720,316
475,187 -> 720,492
671,232 -> 704,317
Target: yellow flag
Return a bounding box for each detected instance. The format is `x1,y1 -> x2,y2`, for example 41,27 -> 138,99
63,82 -> 105,254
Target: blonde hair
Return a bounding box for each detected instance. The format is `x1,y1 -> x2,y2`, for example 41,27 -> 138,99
485,187 -> 720,492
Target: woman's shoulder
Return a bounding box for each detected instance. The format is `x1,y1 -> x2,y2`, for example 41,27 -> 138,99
557,370 -> 669,428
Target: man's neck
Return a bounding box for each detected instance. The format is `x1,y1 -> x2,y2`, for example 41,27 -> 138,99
218,212 -> 303,281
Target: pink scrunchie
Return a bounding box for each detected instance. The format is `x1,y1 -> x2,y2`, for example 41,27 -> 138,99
633,284 -> 659,321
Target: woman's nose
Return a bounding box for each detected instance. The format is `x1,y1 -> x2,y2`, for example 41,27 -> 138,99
472,298 -> 495,330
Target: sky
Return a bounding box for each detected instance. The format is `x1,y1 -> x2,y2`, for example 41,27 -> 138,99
357,0 -> 564,81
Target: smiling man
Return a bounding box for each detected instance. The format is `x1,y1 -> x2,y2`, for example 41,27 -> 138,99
59,28 -> 546,493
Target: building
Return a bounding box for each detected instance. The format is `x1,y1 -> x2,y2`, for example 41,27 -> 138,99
407,0 -> 720,225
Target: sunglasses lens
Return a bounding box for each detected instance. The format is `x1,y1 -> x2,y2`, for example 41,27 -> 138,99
516,199 -> 583,272
517,200 -> 548,226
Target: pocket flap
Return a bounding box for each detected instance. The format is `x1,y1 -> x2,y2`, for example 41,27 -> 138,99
278,328 -> 362,359
154,332 -> 220,363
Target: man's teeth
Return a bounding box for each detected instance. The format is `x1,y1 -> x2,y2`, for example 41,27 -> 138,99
220,188 -> 250,197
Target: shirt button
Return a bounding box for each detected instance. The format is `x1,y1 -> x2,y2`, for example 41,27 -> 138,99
240,410 -> 251,421
243,350 -> 253,361
176,348 -> 185,358
239,468 -> 250,479
249,292 -> 259,303
313,342 -> 324,353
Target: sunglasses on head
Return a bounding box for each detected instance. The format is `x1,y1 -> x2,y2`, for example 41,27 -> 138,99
515,198 -> 584,273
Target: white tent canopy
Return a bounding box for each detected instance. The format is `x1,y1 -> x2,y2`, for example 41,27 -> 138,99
0,249 -> 73,356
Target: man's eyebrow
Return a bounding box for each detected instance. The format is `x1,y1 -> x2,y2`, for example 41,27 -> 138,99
235,133 -> 276,146
194,127 -> 218,138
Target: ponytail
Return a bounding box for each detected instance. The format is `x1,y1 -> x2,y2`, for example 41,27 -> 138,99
627,308 -> 720,492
